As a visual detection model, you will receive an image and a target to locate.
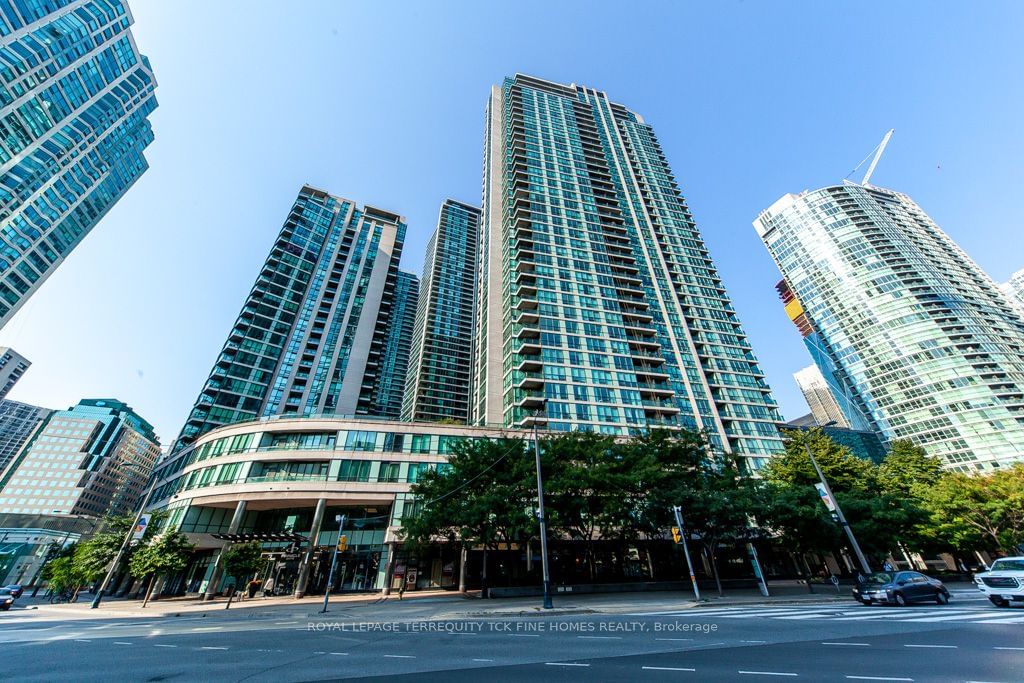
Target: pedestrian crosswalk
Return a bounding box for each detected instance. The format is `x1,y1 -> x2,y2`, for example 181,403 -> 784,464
627,604 -> 1024,625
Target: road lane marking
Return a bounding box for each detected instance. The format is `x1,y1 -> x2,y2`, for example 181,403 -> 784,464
383,654 -> 415,658
546,663 -> 590,667
975,616 -> 1024,624
656,637 -> 694,641
643,666 -> 696,672
578,635 -> 622,640
201,646 -> 228,650
823,642 -> 871,646
329,652 -> 348,656
994,646 -> 1024,650
191,627 -> 220,632
473,659 -> 494,662
153,644 -> 177,648
904,644 -> 956,649
73,639 -> 92,643
774,613 -> 843,620
509,633 -> 540,637
741,640 -> 767,643
274,621 -> 298,625
845,677 -> 913,681
738,671 -> 798,677
113,642 -> 132,645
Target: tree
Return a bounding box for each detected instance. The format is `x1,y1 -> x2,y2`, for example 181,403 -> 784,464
129,531 -> 196,607
877,440 -> 944,497
220,541 -> 265,608
920,465 -> 1024,554
402,438 -> 536,557
42,556 -> 91,598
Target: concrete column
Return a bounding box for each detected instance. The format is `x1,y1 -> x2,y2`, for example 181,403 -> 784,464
294,498 -> 326,598
202,500 -> 247,601
382,541 -> 397,596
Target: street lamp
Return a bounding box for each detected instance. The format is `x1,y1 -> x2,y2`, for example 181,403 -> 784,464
802,427 -> 871,575
321,514 -> 346,613
91,462 -> 160,609
530,406 -> 553,610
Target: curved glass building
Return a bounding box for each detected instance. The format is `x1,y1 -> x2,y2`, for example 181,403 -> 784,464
756,182 -> 1024,470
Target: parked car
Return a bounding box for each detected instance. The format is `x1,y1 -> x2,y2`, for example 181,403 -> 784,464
0,588 -> 15,611
852,571 -> 950,606
974,556 -> 1024,607
3,584 -> 23,599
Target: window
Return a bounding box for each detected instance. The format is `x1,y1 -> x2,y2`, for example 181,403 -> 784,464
344,431 -> 379,451
337,460 -> 371,482
378,462 -> 401,483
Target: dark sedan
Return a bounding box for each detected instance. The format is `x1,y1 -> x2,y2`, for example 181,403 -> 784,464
3,584 -> 23,599
853,571 -> 951,606
0,588 -> 14,611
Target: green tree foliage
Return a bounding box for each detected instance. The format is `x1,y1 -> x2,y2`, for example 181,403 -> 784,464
877,440 -> 944,497
221,541 -> 265,584
919,464 -> 1024,553
402,438 -> 536,551
129,531 -> 196,606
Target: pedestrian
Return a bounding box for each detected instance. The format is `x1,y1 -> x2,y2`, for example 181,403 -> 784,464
247,578 -> 260,599
882,560 -> 894,572
398,578 -> 405,601
263,576 -> 275,598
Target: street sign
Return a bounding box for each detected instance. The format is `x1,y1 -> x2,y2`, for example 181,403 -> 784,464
131,514 -> 150,541
814,483 -> 837,512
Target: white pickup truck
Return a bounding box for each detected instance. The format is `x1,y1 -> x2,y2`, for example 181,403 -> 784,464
974,556 -> 1024,607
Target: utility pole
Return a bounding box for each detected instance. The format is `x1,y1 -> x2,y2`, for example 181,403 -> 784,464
671,506 -> 700,601
804,441 -> 872,575
532,412 -> 553,609
321,514 -> 345,613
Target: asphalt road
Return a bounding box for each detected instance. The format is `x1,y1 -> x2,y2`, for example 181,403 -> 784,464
3,594 -> 1022,682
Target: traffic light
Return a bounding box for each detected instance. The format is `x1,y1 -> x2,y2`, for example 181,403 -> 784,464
337,535 -> 348,552
671,527 -> 682,544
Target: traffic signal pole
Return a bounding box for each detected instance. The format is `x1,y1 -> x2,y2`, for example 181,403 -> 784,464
321,514 -> 345,613
672,506 -> 700,601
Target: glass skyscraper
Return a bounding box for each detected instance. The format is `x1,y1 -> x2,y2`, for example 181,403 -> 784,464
473,75 -> 783,466
1000,267 -> 1024,317
0,0 -> 157,328
403,199 -> 481,423
374,269 -> 418,420
793,364 -> 852,429
0,398 -> 159,518
756,182 -> 1024,470
0,397 -> 50,475
173,186 -> 408,451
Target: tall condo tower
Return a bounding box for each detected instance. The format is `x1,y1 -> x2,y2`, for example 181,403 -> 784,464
793,365 -> 852,429
403,199 -> 481,423
473,75 -> 783,466
756,176 -> 1024,470
0,0 -> 157,328
1000,268 -> 1024,316
173,186 -> 407,451
374,270 -> 419,419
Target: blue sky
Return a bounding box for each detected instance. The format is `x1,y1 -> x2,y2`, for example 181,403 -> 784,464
1,0 -> 1022,444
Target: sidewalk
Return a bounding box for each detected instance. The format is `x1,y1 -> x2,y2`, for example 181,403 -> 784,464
9,581 -> 978,623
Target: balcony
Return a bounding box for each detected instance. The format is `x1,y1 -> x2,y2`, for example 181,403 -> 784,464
514,389 -> 546,410
634,367 -> 670,382
637,382 -> 674,398
515,357 -> 543,373
514,372 -> 545,390
642,400 -> 680,416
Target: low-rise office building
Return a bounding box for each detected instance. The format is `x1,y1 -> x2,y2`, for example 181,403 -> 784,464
148,416 -> 532,596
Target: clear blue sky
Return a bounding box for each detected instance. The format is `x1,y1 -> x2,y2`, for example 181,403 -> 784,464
1,0 -> 1022,444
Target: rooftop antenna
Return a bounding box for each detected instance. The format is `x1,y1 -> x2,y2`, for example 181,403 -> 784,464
845,129 -> 894,186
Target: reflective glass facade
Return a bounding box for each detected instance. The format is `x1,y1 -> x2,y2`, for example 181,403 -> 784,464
0,0 -> 157,327
374,270 -> 418,419
757,184 -> 1024,470
473,75 -> 783,466
0,345 -> 28,399
0,398 -> 159,518
403,199 -> 480,423
0,397 -> 50,474
1000,268 -> 1024,317
174,186 -> 408,451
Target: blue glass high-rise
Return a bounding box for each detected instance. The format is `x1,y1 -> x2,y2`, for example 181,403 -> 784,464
0,0 -> 157,328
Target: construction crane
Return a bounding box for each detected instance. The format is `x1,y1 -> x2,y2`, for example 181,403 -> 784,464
845,129 -> 894,186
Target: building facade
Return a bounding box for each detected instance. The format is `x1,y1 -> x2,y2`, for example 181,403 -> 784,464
373,270 -> 418,419
793,364 -> 852,429
756,183 -> 1024,470
473,74 -> 783,467
403,199 -> 481,423
148,416 -> 531,596
1000,268 -> 1024,317
0,398 -> 50,475
0,398 -> 160,517
786,416 -> 888,463
173,186 -> 408,451
0,0 -> 157,328
0,346 -> 29,399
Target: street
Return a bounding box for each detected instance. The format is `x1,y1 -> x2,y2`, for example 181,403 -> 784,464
2,587 -> 1022,681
